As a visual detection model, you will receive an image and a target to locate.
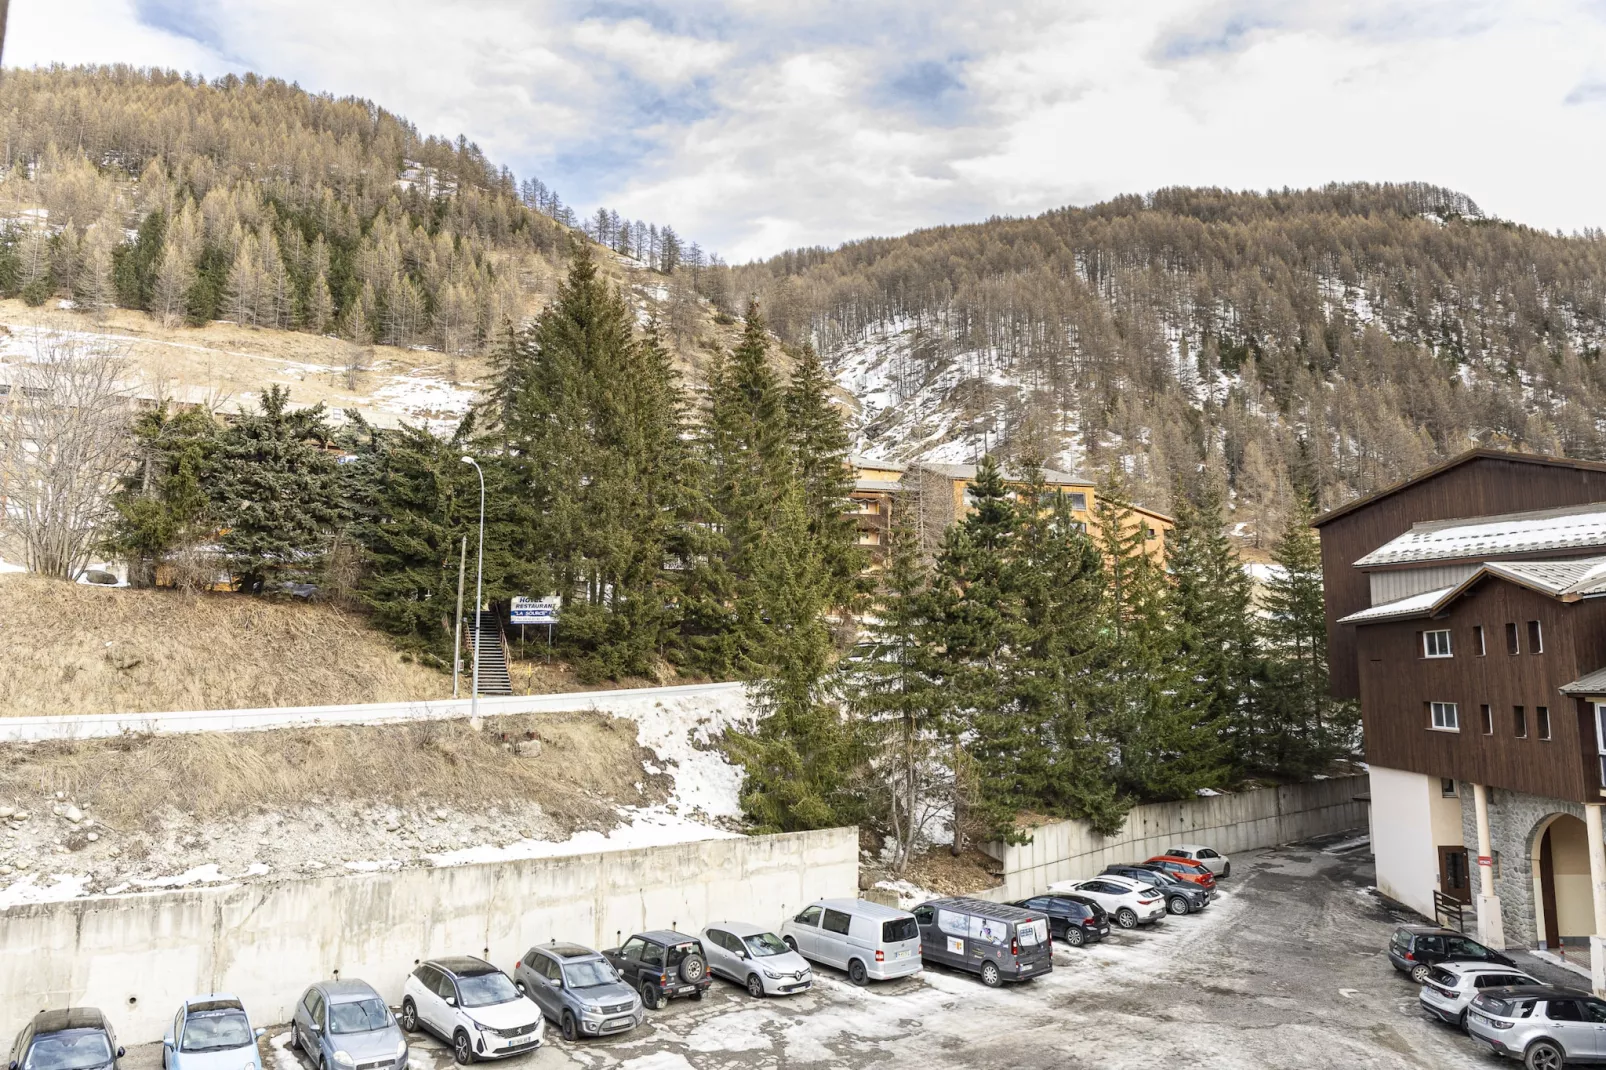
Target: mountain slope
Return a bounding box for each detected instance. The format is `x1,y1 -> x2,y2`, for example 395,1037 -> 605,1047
725,184 -> 1606,541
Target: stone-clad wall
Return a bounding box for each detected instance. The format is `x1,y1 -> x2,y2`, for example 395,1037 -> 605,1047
1457,783 -> 1583,948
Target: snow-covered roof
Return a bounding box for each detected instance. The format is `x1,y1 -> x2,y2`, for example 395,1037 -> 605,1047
1561,666 -> 1606,697
853,479 -> 903,493
1338,586 -> 1455,625
1355,502 -> 1606,567
851,454 -> 905,472
917,462 -> 1091,486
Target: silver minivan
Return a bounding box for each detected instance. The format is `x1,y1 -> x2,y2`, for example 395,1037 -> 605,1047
780,898 -> 922,985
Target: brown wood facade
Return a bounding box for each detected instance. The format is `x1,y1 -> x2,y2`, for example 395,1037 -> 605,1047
1317,451 -> 1606,699
1353,575 -> 1605,802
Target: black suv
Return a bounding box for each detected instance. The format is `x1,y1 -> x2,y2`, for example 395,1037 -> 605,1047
1387,925 -> 1515,983
603,930 -> 712,1008
1010,894 -> 1111,947
9,1009 -> 124,1070
1104,864 -> 1209,915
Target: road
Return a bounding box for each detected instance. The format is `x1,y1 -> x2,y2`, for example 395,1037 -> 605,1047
125,834 -> 1571,1070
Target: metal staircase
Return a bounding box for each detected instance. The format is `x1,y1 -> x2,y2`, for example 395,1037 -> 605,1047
468,610 -> 514,696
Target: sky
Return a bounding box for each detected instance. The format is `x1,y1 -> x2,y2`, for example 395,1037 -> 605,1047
12,0 -> 1606,261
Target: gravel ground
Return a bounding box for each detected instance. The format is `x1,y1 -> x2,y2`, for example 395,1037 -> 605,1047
121,832 -> 1575,1070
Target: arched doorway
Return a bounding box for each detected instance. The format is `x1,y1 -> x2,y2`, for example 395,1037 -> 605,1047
1532,813 -> 1593,950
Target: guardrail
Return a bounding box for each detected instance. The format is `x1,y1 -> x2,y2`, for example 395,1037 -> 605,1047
1433,890 -> 1466,933
0,680 -> 748,742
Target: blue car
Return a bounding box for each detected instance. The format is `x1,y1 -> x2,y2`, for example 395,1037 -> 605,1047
162,997 -> 264,1070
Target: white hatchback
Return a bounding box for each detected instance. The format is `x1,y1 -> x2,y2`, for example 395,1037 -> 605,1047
701,921 -> 813,997
1050,875 -> 1167,929
1164,844 -> 1230,878
1419,962 -> 1541,1028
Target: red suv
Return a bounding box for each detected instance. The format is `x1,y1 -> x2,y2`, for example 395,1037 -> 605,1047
1145,856 -> 1217,889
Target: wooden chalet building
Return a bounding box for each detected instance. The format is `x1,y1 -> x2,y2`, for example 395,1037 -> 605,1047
1318,449 -> 1606,988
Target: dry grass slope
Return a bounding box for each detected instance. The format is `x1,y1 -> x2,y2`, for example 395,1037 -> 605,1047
0,574 -> 448,716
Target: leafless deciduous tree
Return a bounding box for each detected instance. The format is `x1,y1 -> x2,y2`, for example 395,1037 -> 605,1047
0,328 -> 132,578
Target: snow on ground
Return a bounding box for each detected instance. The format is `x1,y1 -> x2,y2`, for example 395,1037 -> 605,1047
0,872 -> 90,908
371,373 -> 477,432
872,879 -> 943,909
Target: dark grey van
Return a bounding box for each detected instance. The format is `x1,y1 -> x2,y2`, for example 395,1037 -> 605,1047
912,897 -> 1053,987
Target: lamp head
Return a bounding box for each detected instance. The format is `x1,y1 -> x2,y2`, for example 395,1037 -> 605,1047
460,455 -> 475,465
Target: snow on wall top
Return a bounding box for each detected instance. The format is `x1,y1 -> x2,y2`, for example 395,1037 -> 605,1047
1337,586 -> 1455,625
1355,502 -> 1606,567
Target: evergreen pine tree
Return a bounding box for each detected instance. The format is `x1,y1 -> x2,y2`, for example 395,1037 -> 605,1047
209,386 -> 343,594
102,403 -> 217,587
785,341 -> 864,609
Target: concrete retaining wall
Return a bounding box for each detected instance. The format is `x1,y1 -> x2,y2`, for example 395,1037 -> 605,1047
986,775 -> 1370,899
0,681 -> 747,742
0,827 -> 855,1045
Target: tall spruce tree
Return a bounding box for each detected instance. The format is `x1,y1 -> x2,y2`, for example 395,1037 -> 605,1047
1167,475 -> 1255,778
103,403 -> 217,587
209,386 -> 343,594
784,341 -> 864,609
1258,496 -> 1358,776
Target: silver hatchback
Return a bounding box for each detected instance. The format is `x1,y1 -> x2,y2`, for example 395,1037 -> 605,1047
1465,985 -> 1606,1069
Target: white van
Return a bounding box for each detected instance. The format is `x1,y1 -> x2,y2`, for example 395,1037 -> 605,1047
780,898 -> 922,985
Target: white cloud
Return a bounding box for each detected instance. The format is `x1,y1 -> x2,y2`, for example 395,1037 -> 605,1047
8,0 -> 1606,260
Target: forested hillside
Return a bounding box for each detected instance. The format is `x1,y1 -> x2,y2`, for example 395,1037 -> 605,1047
725,185 -> 1606,540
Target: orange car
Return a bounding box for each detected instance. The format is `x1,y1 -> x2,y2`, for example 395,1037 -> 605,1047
1144,855 -> 1217,889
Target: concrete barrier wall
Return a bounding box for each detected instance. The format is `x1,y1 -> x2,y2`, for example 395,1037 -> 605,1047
987,775 -> 1370,900
0,827 -> 855,1045
0,681 -> 748,742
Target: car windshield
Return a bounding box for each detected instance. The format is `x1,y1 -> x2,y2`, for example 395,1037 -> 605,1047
744,933 -> 790,958
458,972 -> 521,1008
26,1033 -> 112,1070
181,1013 -> 253,1052
562,961 -> 619,988
328,999 -> 390,1034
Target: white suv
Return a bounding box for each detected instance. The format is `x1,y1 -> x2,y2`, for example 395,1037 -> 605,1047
400,957 -> 544,1065
1050,875 -> 1167,929
1164,844 -> 1230,878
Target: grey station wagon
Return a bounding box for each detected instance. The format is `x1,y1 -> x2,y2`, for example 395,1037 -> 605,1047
514,943 -> 644,1042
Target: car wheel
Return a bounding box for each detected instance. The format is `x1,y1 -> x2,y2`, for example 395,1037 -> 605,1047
452,1030 -> 473,1066
1457,1009 -> 1468,1031
1409,963 -> 1432,985
980,961 -> 1002,988
1525,1040 -> 1564,1070
1062,926 -> 1086,948
1222,862 -> 1230,878
560,1013 -> 576,1043
1168,896 -> 1189,916
848,959 -> 869,986
642,983 -> 661,1010
289,1026 -> 301,1053
746,974 -> 764,998
689,987 -> 706,1001
783,936 -> 797,952
400,999 -> 419,1034
1116,908 -> 1139,930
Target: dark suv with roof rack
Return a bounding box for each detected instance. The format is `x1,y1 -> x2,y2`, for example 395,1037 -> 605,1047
603,930 -> 713,1008
9,1009 -> 123,1070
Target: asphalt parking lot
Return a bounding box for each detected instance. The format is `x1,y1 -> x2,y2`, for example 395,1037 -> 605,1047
124,833 -> 1583,1070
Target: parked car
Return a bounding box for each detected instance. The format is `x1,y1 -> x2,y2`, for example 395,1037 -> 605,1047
1105,864 -> 1209,915
514,943 -> 643,1041
162,997 -> 265,1070
8,1010 -> 124,1070
1162,844 -> 1231,878
1386,925 -> 1516,984
292,980 -> 409,1070
1144,856 -> 1218,890
399,958 -> 543,1064
602,931 -> 713,1008
780,898 -> 923,985
911,897 -> 1053,987
1466,985 -> 1606,1067
1050,875 -> 1167,929
1009,893 -> 1111,947
701,921 -> 814,997
1419,963 -> 1543,1028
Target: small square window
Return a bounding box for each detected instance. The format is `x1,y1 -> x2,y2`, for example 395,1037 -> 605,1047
1538,706 -> 1551,741
1424,630 -> 1452,658
1528,621 -> 1543,654
1068,492 -> 1087,511
1481,704 -> 1493,735
1441,777 -> 1458,797
1514,706 -> 1527,738
1506,622 -> 1520,655
1473,625 -> 1485,656
1430,701 -> 1460,731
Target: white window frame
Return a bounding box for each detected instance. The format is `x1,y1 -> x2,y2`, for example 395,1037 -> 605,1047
1429,701 -> 1460,732
1473,625 -> 1486,656
1424,629 -> 1453,658
1529,620 -> 1544,654
1595,704 -> 1606,789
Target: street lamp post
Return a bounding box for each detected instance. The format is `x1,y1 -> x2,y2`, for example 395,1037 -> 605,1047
461,455 -> 486,727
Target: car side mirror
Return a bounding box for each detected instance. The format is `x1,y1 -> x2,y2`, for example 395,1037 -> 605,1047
13,1060 -> 22,1070
445,997 -> 457,1007
254,1029 -> 266,1039
117,1049 -> 126,1059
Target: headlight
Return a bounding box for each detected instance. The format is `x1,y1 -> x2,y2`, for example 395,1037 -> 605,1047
243,1062 -> 258,1070
395,1040 -> 408,1060
333,1052 -> 355,1068
762,969 -> 782,980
